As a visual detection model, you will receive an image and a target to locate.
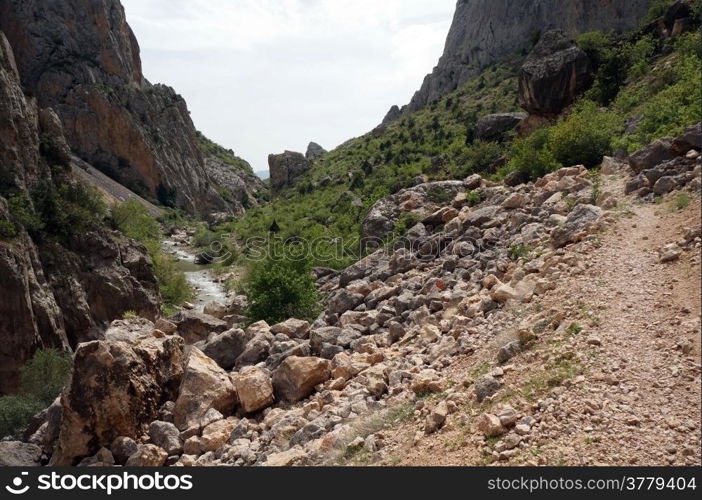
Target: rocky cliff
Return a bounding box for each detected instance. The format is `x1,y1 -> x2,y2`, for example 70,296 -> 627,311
403,0 -> 653,115
0,0 -> 249,216
0,30 -> 160,394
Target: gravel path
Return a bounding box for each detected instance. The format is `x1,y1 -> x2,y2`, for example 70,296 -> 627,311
377,178 -> 701,466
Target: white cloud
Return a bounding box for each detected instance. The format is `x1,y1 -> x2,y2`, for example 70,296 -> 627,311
121,0 -> 455,173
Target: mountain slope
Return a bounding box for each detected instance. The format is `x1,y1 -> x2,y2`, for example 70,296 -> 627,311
0,0 -> 259,217
403,0 -> 653,115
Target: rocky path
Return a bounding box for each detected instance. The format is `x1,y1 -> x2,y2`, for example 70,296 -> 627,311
527,197 -> 701,466
376,179 -> 701,466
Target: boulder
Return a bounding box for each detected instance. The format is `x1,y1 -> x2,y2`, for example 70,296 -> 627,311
124,444 -> 168,467
203,301 -> 227,319
518,30 -> 592,115
653,176 -> 677,195
272,356 -> 331,402
169,311 -> 228,344
671,122 -> 701,154
202,328 -> 253,370
201,418 -> 237,452
629,139 -> 675,173
173,348 -> 238,430
0,442 -> 42,466
551,204 -> 603,248
328,289 -> 365,316
270,318 -> 311,339
51,321 -> 184,465
474,375 -> 502,402
111,436 -> 139,465
477,413 -> 506,437
148,421 -> 182,455
475,112 -> 527,141
235,366 -> 275,414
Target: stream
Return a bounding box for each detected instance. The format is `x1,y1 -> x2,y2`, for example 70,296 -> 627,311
162,239 -> 229,312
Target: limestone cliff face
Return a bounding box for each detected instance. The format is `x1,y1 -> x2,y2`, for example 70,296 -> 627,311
0,0 -> 232,216
405,0 -> 653,113
0,31 -> 160,394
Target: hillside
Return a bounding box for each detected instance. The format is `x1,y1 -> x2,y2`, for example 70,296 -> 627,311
217,8 -> 700,270
0,0 -> 700,470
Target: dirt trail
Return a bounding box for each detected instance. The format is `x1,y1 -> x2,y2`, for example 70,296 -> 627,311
378,179 -> 701,466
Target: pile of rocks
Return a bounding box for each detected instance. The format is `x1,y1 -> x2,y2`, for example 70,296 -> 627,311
8,127 -> 700,467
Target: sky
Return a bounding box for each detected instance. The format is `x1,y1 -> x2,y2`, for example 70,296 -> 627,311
121,0 -> 456,174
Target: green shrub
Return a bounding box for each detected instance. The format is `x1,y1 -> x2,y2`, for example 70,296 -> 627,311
644,0 -> 673,24
466,190 -> 482,206
0,395 -> 44,439
548,100 -> 621,168
244,248 -> 322,324
503,128 -> 559,181
675,193 -> 691,211
152,252 -> 193,309
0,219 -> 17,239
0,348 -> 72,439
112,200 -> 161,251
7,194 -> 43,234
30,181 -> 107,239
20,348 -> 72,405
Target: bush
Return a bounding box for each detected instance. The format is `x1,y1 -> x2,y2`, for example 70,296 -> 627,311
7,194 -> 43,235
548,100 -> 621,168
245,247 -> 322,324
0,395 -> 44,439
20,348 -> 72,405
31,181 -> 107,240
0,348 -> 72,439
112,200 -> 161,251
0,219 -> 17,239
503,128 -> 559,181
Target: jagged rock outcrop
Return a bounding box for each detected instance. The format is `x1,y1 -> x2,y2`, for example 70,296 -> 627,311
199,134 -> 266,215
51,319 -> 184,465
518,30 -> 593,115
0,30 -> 160,394
268,151 -> 311,192
475,112 -> 528,141
381,105 -> 402,126
305,142 -> 327,161
0,0 -> 234,216
405,0 -> 652,113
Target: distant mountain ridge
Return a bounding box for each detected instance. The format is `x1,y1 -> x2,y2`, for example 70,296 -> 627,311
397,0 -> 653,116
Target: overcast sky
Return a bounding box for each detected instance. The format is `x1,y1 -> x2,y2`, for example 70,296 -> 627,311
121,0 -> 456,174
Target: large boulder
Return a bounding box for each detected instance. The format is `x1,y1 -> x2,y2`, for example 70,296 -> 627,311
0,442 -> 42,466
169,311 -> 228,344
518,30 -> 592,115
475,112 -> 527,141
671,123 -> 701,155
51,320 -> 184,465
268,151 -> 311,192
629,139 -> 676,173
551,204 -> 603,248
272,356 -> 331,402
173,348 -> 238,430
234,366 -> 275,414
202,328 -> 253,370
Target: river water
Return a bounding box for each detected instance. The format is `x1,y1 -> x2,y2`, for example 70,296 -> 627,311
162,239 -> 229,312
